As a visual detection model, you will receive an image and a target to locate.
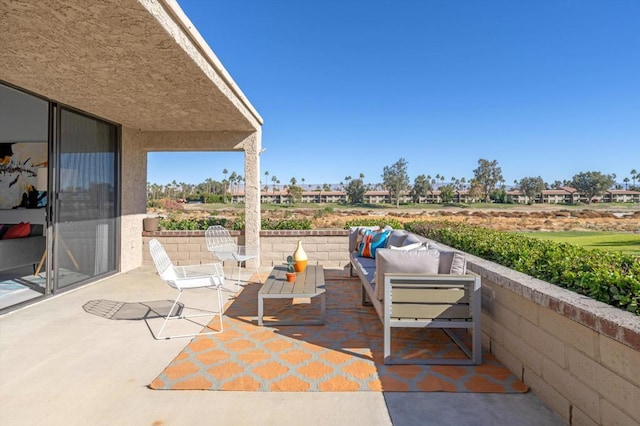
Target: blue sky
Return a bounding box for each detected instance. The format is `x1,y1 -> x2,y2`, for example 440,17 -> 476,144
148,0 -> 640,188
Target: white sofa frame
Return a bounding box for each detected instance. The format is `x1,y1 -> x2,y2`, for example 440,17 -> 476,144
349,231 -> 482,365
382,272 -> 481,365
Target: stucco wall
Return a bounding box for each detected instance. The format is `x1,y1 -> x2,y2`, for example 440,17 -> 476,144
141,230 -> 640,425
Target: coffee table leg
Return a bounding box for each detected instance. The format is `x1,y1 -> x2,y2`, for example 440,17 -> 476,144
258,294 -> 264,326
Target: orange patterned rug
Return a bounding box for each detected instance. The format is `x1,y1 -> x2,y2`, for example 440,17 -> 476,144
150,270 -> 528,393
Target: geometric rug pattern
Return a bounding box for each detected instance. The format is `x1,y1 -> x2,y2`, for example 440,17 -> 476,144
150,270 -> 528,393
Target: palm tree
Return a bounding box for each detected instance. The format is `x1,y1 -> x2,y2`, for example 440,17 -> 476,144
229,171 -> 238,194
205,178 -> 213,194
623,177 -> 630,189
170,180 -> 178,199
264,171 -> 269,192
271,175 -> 278,192
631,169 -> 638,189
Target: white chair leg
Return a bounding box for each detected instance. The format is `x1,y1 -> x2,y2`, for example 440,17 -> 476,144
155,287 -> 224,340
235,261 -> 241,292
157,290 -> 184,339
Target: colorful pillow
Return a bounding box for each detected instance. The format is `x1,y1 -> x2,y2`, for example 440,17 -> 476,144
350,226 -> 379,253
2,222 -> 31,239
358,229 -> 391,258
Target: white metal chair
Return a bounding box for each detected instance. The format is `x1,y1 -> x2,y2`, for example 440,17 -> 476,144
205,225 -> 261,292
149,238 -> 225,339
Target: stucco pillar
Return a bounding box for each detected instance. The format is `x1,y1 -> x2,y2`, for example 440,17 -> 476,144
243,129 -> 262,264
120,127 -> 147,272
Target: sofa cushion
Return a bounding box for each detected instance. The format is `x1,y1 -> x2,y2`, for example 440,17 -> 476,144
2,222 -> 31,239
374,248 -> 440,300
402,233 -> 425,246
386,230 -> 407,248
438,251 -> 467,274
351,254 -> 376,285
358,229 -> 391,258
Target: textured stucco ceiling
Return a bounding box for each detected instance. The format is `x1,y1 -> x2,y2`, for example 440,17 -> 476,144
0,0 -> 261,132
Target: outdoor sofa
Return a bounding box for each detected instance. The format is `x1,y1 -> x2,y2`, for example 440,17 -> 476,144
0,222 -> 45,273
348,226 -> 482,365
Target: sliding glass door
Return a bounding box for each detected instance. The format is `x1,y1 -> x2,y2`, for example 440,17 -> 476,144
52,107 -> 119,289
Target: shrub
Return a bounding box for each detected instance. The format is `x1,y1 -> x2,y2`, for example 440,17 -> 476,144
160,217 -> 228,230
405,221 -> 640,315
344,218 -> 403,230
159,217 -> 312,231
262,218 -> 312,230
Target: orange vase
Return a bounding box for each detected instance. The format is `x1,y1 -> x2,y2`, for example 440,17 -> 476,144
293,240 -> 308,272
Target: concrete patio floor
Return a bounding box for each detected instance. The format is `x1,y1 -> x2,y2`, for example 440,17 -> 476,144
0,266 -> 565,426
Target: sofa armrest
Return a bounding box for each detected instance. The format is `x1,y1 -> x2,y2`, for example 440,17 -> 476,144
382,272 -> 482,365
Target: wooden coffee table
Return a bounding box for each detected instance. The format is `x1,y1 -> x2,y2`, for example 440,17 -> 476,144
258,265 -> 326,326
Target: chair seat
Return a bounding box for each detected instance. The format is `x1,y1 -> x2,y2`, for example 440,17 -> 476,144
205,225 -> 261,291
168,276 -> 219,290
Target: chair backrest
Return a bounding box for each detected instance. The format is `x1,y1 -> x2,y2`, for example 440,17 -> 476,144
205,225 -> 237,252
149,239 -> 179,281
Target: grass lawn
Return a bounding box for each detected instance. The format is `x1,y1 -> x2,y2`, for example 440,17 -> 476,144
521,231 -> 640,257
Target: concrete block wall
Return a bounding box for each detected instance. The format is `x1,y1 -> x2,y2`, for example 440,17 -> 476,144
468,257 -> 640,426
141,229 -> 639,425
142,229 -> 351,269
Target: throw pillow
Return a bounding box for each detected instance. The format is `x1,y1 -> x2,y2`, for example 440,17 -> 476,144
386,230 -> 407,248
438,251 -> 467,274
358,229 -> 391,258
450,252 -> 466,274
2,222 -> 31,239
389,241 -> 428,251
351,226 -> 379,253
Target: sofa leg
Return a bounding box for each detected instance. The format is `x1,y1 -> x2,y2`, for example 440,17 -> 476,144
361,284 -> 372,306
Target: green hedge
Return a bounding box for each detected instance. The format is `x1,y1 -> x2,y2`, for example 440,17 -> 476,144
405,221 -> 640,315
159,217 -> 312,231
344,218 -> 403,230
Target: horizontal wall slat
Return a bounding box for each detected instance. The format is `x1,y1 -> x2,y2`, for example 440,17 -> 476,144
391,288 -> 469,304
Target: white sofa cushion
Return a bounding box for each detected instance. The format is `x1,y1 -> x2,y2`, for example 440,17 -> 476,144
374,248 -> 440,300
389,241 -> 428,251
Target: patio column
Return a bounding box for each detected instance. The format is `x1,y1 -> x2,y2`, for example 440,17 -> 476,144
243,129 -> 262,264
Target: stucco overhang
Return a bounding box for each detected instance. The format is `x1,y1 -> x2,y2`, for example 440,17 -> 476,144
0,0 -> 262,133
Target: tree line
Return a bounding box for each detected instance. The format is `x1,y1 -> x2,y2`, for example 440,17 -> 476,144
147,161 -> 639,206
